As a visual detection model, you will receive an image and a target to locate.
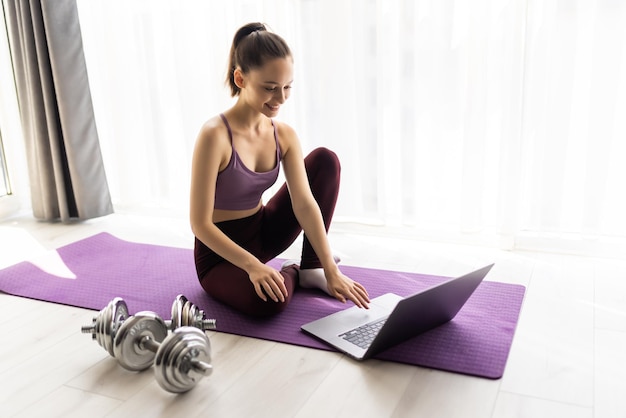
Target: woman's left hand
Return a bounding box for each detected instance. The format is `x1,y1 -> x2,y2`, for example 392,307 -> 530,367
326,271 -> 370,309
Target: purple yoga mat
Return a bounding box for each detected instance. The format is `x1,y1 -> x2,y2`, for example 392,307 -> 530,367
0,232 -> 525,379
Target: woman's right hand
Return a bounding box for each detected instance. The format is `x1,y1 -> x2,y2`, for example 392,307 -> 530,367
248,262 -> 289,303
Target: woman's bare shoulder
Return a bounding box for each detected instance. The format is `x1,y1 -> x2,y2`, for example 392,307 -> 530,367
273,120 -> 300,154
273,119 -> 298,138
192,115 -> 233,173
194,115 -> 232,158
197,115 -> 228,143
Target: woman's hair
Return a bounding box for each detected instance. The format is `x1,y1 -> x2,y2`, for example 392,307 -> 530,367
226,22 -> 292,97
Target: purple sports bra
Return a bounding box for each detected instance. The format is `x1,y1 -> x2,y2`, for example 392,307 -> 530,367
213,114 -> 282,210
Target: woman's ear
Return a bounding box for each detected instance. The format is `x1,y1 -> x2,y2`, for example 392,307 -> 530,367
233,68 -> 245,90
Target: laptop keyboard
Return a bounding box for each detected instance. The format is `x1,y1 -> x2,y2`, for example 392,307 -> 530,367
339,318 -> 387,349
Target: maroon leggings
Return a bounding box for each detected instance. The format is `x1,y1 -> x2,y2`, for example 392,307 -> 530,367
194,147 -> 340,317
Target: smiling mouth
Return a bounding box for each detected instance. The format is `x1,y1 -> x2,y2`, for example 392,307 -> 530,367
266,104 -> 280,111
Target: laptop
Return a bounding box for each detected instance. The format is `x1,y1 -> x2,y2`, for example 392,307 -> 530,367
301,264 -> 494,360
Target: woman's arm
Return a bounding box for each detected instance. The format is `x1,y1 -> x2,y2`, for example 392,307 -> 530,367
278,123 -> 370,308
189,120 -> 288,303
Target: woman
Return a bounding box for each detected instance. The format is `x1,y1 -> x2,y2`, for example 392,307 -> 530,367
190,22 -> 370,316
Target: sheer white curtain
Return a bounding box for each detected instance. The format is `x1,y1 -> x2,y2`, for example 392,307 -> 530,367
76,0 -> 626,256
519,0 -> 626,255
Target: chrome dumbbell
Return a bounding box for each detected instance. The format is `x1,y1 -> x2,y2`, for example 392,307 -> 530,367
169,294 -> 216,331
80,297 -> 130,357
114,312 -> 213,393
81,294 -> 216,355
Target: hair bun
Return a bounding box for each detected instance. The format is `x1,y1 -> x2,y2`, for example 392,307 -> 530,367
233,22 -> 266,49
243,23 -> 267,38
250,24 -> 266,33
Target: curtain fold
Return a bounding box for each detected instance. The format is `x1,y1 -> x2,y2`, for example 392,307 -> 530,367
4,0 -> 112,221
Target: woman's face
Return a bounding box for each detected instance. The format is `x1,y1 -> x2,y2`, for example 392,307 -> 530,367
238,57 -> 293,117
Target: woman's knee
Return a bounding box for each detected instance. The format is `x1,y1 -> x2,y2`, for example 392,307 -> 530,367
199,269 -> 292,317
225,290 -> 291,317
241,270 -> 297,317
307,147 -> 340,174
250,298 -> 291,317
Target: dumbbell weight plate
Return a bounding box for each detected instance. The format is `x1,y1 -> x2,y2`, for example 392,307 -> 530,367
170,294 -> 188,329
94,297 -> 129,356
113,312 -> 168,371
154,327 -> 212,393
181,301 -> 192,327
188,303 -> 201,327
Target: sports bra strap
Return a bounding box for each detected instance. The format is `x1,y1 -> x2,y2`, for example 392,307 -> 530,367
219,113 -> 233,144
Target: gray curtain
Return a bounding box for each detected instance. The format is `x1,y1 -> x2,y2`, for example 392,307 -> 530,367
3,0 -> 113,221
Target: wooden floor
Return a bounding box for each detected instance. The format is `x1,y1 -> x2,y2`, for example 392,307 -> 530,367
0,212 -> 624,418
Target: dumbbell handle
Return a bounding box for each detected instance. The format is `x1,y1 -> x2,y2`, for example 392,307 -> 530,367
81,315 -> 217,335
164,318 -> 217,331
81,324 -> 96,334
138,335 -> 212,377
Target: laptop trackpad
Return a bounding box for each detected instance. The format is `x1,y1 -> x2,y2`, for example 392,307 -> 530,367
371,293 -> 403,310
302,293 -> 402,337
